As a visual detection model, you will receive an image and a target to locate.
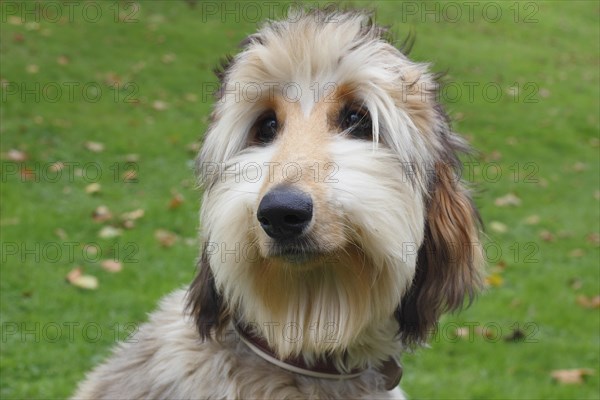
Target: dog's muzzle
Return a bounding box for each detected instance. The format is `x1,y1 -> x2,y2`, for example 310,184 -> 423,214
257,185 -> 313,241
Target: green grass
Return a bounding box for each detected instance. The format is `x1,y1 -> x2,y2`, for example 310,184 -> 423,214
1,1 -> 598,399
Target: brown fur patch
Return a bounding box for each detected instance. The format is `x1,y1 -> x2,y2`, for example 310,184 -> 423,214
397,162 -> 483,344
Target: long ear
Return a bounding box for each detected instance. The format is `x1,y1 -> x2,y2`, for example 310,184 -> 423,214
186,245 -> 227,340
396,152 -> 484,345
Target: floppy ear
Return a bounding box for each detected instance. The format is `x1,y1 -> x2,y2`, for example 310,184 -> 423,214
186,245 -> 228,340
396,147 -> 484,345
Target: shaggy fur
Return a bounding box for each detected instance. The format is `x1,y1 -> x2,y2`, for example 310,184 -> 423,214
74,8 -> 483,400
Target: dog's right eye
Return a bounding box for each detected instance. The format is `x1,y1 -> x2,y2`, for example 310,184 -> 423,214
254,114 -> 278,145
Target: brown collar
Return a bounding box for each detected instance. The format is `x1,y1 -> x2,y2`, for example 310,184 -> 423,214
234,320 -> 402,390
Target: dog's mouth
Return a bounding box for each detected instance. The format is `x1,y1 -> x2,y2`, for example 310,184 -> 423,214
267,239 -> 335,265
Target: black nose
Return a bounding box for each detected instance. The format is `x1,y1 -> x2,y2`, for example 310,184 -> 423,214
257,186 -> 313,240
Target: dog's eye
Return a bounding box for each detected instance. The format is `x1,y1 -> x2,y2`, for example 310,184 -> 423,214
254,114 -> 278,145
340,107 -> 372,140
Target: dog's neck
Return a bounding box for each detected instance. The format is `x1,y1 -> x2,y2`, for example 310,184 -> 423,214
232,320 -> 402,390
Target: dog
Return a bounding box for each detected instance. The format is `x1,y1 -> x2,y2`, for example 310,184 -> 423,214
74,8 -> 483,400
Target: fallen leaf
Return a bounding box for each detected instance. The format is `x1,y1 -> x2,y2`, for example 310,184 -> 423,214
551,368 -> 594,384
98,226 -> 122,239
122,169 -> 137,182
20,168 -> 36,181
49,161 -> 64,172
594,191 -> 600,201
85,183 -> 101,194
57,55 -> 70,65
494,193 -> 521,207
569,278 -> 583,291
8,16 -> 22,25
539,230 -> 555,242
569,249 -> 584,258
54,228 -> 68,240
474,326 -> 497,339
184,93 -> 198,102
66,267 -> 98,290
152,100 -> 168,111
455,327 -> 470,339
485,273 -> 504,287
504,328 -> 526,342
26,64 -> 39,74
161,53 -> 176,63
7,149 -> 27,161
168,193 -> 184,209
121,209 -> 144,221
124,154 -> 140,162
576,295 -> 600,309
92,205 -> 113,222
84,141 -> 105,153
524,215 -> 540,225
155,229 -> 177,247
572,162 -> 587,172
101,260 -> 122,273
586,233 -> 600,246
489,221 -> 508,233
83,244 -> 99,258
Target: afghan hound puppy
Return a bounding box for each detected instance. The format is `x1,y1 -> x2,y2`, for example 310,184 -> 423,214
74,8 -> 483,400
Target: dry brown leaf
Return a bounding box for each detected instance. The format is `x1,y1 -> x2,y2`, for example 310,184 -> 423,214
551,368 -> 594,384
576,295 -> 600,309
85,183 -> 101,194
569,278 -> 583,291
66,267 -> 98,290
155,229 -> 177,247
125,153 -> 140,162
572,162 -> 587,172
586,233 -> 600,246
92,205 -> 113,223
26,64 -> 39,74
122,169 -> 137,182
539,230 -> 555,242
494,193 -> 521,207
168,193 -> 184,209
49,161 -> 64,172
152,100 -> 168,111
569,249 -> 584,258
57,55 -> 70,65
101,260 -> 122,273
84,141 -> 105,153
7,149 -> 27,161
54,228 -> 68,240
98,226 -> 122,239
455,327 -> 470,339
20,168 -> 35,181
121,209 -> 144,221
524,215 -> 540,225
184,93 -> 198,102
161,53 -> 176,64
474,326 -> 497,339
489,221 -> 508,233
594,191 -> 600,201
83,244 -> 99,258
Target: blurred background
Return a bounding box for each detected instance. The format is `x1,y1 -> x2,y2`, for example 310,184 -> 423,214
1,1 -> 598,398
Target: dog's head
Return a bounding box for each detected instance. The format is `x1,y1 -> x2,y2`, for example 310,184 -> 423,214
188,9 -> 483,359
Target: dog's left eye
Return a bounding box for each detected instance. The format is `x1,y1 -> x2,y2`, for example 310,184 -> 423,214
254,113 -> 279,145
340,107 -> 372,140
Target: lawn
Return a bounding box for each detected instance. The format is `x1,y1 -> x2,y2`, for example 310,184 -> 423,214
1,1 -> 598,399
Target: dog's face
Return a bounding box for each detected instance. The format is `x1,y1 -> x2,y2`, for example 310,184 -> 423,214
188,10 -> 483,359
